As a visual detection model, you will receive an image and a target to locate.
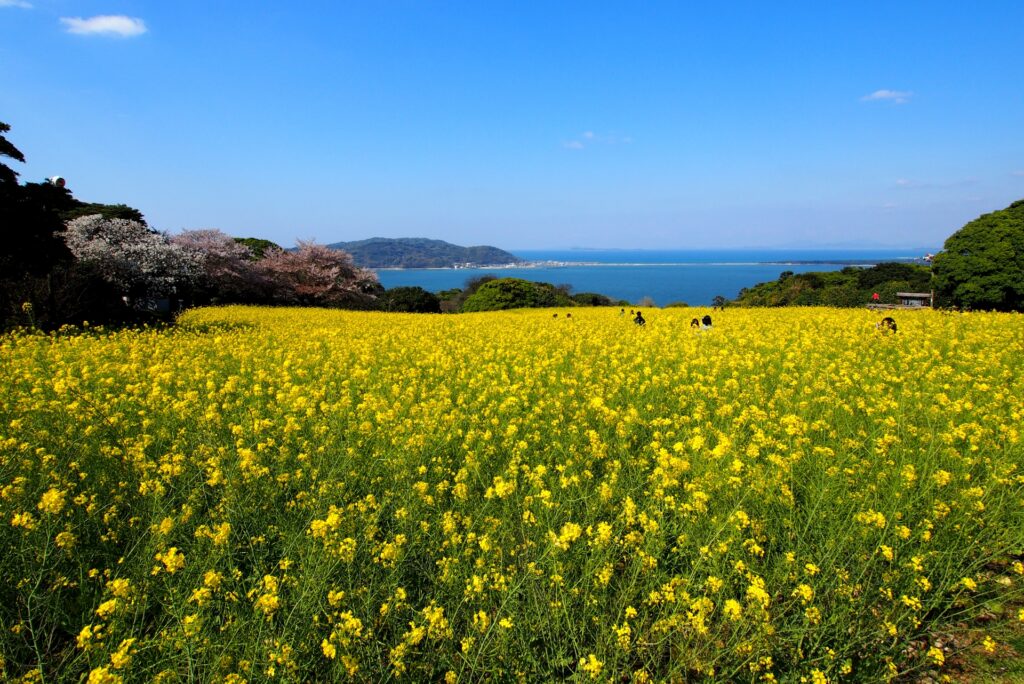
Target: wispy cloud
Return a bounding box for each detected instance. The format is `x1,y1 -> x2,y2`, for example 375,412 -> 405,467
61,15 -> 147,37
1012,170 -> 1024,177
862,89 -> 913,104
562,130 -> 633,150
0,0 -> 33,8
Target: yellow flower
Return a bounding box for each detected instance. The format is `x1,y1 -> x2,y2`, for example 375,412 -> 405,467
154,547 -> 185,574
109,638 -> 136,669
578,653 -> 603,679
792,584 -> 814,604
203,570 -> 223,589
11,512 -> 37,530
472,610 -> 489,633
549,522 -> 583,551
37,488 -> 67,515
253,575 -> 281,616
86,666 -> 122,684
95,599 -> 118,619
55,531 -> 77,549
615,622 -> 631,649
77,624 -> 99,650
107,578 -> 131,599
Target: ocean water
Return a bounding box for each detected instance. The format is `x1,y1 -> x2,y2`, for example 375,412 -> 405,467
374,248 -> 934,306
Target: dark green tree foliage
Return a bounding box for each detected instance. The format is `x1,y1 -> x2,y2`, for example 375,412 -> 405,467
931,200 -> 1024,311
0,122 -> 83,326
381,286 -> 441,313
855,262 -> 930,291
0,121 -> 75,279
571,292 -> 615,306
234,237 -> 281,260
460,277 -> 575,312
3,181 -> 77,277
733,262 -> 933,307
62,202 -> 146,224
439,275 -> 496,312
0,121 -> 25,185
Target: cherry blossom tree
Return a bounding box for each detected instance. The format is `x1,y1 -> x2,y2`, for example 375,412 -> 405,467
64,215 -> 199,305
257,241 -> 383,308
171,229 -> 269,303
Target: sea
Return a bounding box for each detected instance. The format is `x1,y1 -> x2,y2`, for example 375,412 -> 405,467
373,248 -> 936,307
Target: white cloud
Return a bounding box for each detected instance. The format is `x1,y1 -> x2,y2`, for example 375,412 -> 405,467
862,89 -> 912,104
562,131 -> 633,150
0,0 -> 33,8
61,15 -> 147,37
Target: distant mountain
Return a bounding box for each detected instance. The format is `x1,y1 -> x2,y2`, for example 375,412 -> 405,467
327,238 -> 524,269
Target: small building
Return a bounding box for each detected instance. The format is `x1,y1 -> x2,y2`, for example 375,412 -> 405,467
896,292 -> 933,308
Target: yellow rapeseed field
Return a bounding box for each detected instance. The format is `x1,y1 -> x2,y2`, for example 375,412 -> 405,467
1,305 -> 1022,682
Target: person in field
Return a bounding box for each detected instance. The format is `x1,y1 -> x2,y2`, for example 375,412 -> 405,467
701,314 -> 712,330
690,318 -> 701,330
634,310 -> 646,326
877,316 -> 897,333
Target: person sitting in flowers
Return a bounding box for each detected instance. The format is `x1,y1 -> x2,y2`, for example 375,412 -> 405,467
877,316 -> 897,333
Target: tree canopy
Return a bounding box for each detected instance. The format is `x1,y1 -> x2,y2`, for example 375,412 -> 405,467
1,122 -> 76,280
234,237 -> 281,260
731,262 -> 932,307
460,277 -> 575,312
257,242 -> 383,309
381,286 -> 442,313
0,121 -> 26,186
931,199 -> 1024,311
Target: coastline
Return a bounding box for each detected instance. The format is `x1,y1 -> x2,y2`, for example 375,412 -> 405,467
373,257 -> 928,271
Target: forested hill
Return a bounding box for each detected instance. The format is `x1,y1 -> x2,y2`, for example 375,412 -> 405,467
731,262 -> 932,307
327,237 -> 524,268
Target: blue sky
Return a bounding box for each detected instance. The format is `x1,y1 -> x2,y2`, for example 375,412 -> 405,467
2,2 -> 1023,249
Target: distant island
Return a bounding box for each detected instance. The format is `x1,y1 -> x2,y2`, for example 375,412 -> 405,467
327,237 -> 524,269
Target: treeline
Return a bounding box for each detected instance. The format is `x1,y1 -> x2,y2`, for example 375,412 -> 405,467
731,262 -> 932,307
435,275 -> 625,313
